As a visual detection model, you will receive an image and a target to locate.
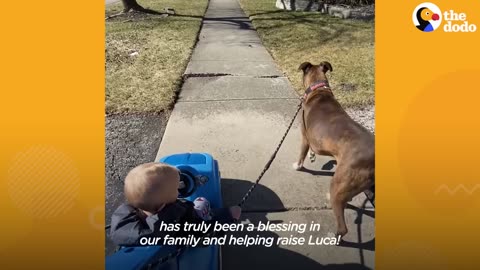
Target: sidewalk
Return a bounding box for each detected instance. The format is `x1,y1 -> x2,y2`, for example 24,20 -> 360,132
156,0 -> 374,268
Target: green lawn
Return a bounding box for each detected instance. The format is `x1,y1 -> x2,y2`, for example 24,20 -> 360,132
240,0 -> 374,107
105,0 -> 208,114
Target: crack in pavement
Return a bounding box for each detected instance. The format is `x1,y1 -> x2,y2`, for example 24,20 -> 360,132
183,73 -> 232,79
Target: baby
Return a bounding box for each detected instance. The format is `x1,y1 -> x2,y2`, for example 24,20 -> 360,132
110,162 -> 241,246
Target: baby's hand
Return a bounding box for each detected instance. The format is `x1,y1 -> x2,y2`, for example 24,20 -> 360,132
229,206 -> 241,220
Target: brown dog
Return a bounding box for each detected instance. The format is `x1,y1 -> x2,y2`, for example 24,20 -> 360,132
293,61 -> 374,237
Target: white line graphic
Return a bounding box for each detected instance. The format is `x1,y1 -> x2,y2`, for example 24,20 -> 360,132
434,184 -> 480,195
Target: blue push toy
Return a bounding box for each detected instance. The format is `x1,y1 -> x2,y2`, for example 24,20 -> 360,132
106,153 -> 222,270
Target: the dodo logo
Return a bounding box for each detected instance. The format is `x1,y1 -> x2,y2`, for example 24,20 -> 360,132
413,3 -> 441,32
413,2 -> 477,33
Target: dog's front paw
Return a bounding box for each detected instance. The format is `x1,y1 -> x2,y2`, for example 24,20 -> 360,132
292,162 -> 303,171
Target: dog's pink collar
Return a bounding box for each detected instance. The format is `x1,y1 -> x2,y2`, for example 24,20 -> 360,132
303,80 -> 330,100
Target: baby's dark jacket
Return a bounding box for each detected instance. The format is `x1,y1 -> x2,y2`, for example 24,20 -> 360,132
109,199 -> 233,246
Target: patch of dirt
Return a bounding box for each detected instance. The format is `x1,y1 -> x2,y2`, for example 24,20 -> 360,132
105,112 -> 169,255
339,83 -> 357,92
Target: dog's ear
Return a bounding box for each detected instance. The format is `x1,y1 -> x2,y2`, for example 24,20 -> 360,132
298,62 -> 313,73
319,61 -> 333,73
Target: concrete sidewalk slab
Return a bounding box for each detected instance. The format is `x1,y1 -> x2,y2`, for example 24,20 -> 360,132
199,28 -> 262,44
207,0 -> 243,9
204,7 -> 249,16
185,60 -> 282,76
191,43 -> 274,61
179,77 -> 297,101
185,0 -> 280,76
222,210 -> 375,270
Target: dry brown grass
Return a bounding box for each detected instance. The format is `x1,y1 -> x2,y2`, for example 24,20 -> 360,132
240,0 -> 374,107
105,0 -> 208,114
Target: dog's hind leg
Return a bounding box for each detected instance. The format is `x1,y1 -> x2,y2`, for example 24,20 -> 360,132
293,134 -> 309,170
330,172 -> 350,237
331,167 -> 374,237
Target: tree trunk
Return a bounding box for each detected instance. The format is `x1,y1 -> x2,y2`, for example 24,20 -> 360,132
121,0 -> 145,13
